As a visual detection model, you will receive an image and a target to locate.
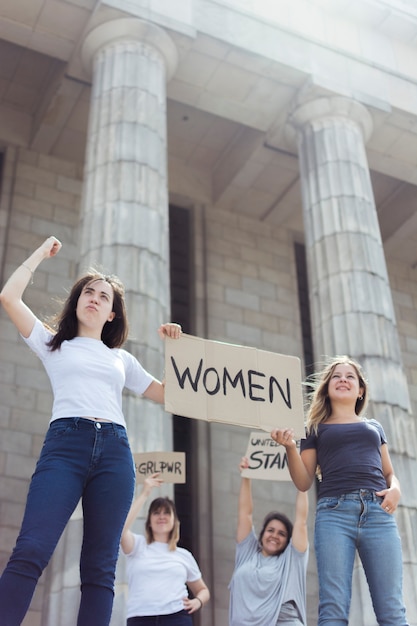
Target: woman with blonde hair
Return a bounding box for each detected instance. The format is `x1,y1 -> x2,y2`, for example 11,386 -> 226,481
272,356 -> 408,626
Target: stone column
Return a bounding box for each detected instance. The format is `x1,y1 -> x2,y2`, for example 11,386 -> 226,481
80,18 -> 178,449
291,96 -> 417,624
43,19 -> 178,626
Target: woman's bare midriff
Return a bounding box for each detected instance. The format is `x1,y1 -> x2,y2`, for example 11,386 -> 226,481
82,416 -> 113,423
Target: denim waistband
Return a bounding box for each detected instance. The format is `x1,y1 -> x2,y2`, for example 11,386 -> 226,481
322,489 -> 383,502
51,417 -> 126,432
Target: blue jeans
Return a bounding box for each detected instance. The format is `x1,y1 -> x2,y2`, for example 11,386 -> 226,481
127,610 -> 192,625
315,489 -> 408,625
0,417 -> 136,626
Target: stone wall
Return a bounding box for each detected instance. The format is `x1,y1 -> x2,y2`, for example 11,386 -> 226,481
0,147 -> 83,626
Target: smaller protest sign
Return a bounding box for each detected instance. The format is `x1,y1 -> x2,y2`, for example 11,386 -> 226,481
241,431 -> 291,481
133,451 -> 186,484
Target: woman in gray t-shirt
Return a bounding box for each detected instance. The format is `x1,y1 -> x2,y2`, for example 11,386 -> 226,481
229,457 -> 309,626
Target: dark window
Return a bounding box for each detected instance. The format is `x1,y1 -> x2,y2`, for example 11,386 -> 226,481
294,242 -> 314,376
169,205 -> 196,553
295,241 -> 321,498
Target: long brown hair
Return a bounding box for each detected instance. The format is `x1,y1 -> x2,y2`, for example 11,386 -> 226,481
306,356 -> 369,435
145,497 -> 180,551
47,271 -> 129,351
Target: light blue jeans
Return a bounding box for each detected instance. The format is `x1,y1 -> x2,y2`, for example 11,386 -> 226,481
315,489 -> 408,626
0,417 -> 136,626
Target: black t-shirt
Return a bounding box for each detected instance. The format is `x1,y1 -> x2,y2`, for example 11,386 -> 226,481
300,419 -> 387,499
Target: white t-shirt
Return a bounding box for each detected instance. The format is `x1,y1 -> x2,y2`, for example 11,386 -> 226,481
123,534 -> 202,618
23,319 -> 155,427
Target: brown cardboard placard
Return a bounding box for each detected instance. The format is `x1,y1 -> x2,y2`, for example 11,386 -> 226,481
133,451 -> 186,483
164,333 -> 304,437
241,431 -> 291,481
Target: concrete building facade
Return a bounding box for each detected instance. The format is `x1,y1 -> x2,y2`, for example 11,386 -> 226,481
0,1 -> 416,624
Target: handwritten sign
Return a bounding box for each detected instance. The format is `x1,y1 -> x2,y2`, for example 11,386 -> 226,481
164,334 -> 304,436
241,431 -> 291,481
133,451 -> 186,484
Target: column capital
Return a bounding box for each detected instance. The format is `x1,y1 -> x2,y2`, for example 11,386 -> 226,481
81,17 -> 178,81
290,96 -> 373,143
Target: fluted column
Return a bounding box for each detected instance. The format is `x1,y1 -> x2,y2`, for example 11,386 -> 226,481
80,18 -> 178,448
292,96 -> 417,624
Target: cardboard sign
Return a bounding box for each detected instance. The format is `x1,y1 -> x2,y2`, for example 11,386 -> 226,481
133,451 -> 186,483
164,334 -> 304,436
241,431 -> 291,481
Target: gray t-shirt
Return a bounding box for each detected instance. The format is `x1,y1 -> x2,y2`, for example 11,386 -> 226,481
229,529 -> 308,626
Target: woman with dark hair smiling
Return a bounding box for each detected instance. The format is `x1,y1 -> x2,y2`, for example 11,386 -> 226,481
229,457 -> 309,626
0,236 -> 182,626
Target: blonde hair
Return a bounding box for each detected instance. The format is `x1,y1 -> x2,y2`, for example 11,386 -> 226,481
306,356 -> 369,435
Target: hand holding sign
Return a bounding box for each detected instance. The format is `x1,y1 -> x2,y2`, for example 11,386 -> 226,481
158,323 -> 182,339
241,431 -> 292,481
270,428 -> 297,449
142,472 -> 164,494
239,456 -> 250,473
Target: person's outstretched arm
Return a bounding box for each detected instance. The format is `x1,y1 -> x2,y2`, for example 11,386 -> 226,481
142,323 -> 182,404
291,489 -> 309,553
120,473 -> 163,554
0,236 -> 61,338
236,457 -> 253,543
271,428 -> 317,491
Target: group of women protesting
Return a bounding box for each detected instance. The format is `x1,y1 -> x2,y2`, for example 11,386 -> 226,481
0,235 -> 409,625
